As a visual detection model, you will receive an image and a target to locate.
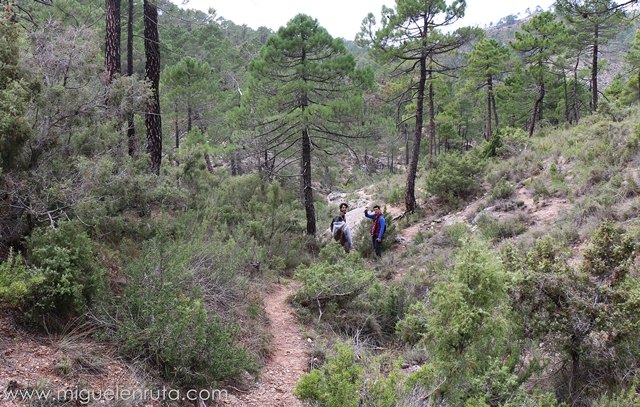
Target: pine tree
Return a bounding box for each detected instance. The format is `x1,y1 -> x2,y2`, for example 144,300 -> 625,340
466,38 -> 509,140
358,0 -> 468,212
126,0 -> 136,156
0,5 -> 31,170
104,0 -> 121,84
625,29 -> 640,103
144,0 -> 162,174
511,12 -> 566,136
556,0 -> 629,112
162,56 -> 214,149
247,14 -> 368,236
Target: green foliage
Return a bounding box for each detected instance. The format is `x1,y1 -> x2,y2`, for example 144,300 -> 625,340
294,246 -> 374,311
490,178 -> 515,200
476,213 -> 528,241
595,380 -> 640,406
0,9 -> 33,169
0,250 -> 44,307
510,224 -> 640,402
425,238 -> 523,403
295,343 -> 362,407
294,245 -> 407,339
500,389 -> 565,407
112,235 -> 256,387
395,300 -> 429,345
425,151 -> 485,207
581,220 -> 636,280
354,208 -> 398,258
202,174 -> 306,271
25,222 -> 104,325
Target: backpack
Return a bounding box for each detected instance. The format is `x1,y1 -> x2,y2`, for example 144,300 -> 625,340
332,216 -> 346,242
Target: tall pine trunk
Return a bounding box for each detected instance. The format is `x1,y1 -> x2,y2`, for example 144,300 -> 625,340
592,25 -> 599,111
491,92 -> 499,130
563,69 -> 570,123
573,57 -> 580,124
428,65 -> 436,156
302,127 -> 316,236
127,0 -> 136,156
529,82 -> 545,137
404,53 -> 426,213
144,0 -> 162,174
105,0 -> 121,84
486,74 -> 493,140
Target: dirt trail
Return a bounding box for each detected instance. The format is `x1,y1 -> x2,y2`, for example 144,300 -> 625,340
228,284 -> 308,407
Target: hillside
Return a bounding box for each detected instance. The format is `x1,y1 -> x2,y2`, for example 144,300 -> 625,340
3,1 -> 640,407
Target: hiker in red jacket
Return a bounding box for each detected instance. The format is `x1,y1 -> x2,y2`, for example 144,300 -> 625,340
364,205 -> 386,257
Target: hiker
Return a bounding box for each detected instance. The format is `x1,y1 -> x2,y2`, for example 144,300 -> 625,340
364,205 -> 386,258
331,202 -> 352,253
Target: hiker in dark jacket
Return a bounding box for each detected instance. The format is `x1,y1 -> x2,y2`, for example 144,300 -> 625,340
331,202 -> 351,253
364,205 -> 386,257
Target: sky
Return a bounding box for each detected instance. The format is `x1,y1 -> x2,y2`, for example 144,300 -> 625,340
175,0 -> 558,40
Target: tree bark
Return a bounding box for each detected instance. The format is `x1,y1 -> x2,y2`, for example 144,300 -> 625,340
573,56 -> 580,124
592,24 -> 599,111
403,122 -> 409,166
428,66 -> 435,156
404,53 -> 426,213
528,83 -> 545,137
491,92 -> 499,130
486,74 -> 493,140
174,102 -> 179,149
105,0 -> 121,84
126,0 -> 136,157
562,68 -> 570,123
144,0 -> 162,174
302,127 -> 316,236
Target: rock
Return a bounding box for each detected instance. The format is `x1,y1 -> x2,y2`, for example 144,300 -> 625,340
327,192 -> 347,204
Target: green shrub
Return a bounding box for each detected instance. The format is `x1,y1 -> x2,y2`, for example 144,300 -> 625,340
354,208 -> 397,258
0,249 -> 44,307
595,381 -> 640,407
491,178 -> 515,200
424,238 -> 523,404
494,127 -> 529,158
295,343 -> 362,407
25,222 -> 104,325
476,213 -> 527,241
112,236 -> 256,387
294,246 -> 374,311
118,293 -> 253,386
395,301 -> 429,345
511,226 -> 640,403
360,359 -> 402,407
581,220 -> 636,280
425,151 -> 485,207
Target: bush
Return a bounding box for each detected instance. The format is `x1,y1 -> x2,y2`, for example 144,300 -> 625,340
25,221 -> 104,325
476,213 -> 527,241
510,225 -> 640,403
395,301 -> 429,345
0,249 -> 44,307
424,239 -> 523,404
112,236 -> 256,387
425,151 -> 484,207
295,343 -> 362,407
581,220 -> 635,280
294,246 -> 407,339
294,246 -> 374,312
490,178 -> 515,200
354,208 -> 398,258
